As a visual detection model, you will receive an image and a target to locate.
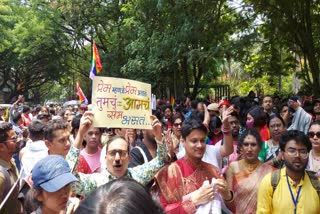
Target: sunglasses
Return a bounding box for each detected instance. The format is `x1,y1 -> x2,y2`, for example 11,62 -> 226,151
307,131 -> 320,138
173,122 -> 182,127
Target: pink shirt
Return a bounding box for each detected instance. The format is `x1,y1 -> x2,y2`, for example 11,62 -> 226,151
21,113 -> 32,127
80,147 -> 102,173
216,140 -> 239,174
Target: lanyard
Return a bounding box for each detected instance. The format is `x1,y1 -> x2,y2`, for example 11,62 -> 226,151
286,174 -> 302,214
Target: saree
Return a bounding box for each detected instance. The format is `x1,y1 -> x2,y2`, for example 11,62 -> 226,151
307,150 -> 320,177
154,158 -> 220,214
226,161 -> 274,214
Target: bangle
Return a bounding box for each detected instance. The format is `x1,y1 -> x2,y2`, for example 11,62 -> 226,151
221,125 -> 231,133
224,191 -> 234,202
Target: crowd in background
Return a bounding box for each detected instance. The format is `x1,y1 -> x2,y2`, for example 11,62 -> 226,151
0,91 -> 319,214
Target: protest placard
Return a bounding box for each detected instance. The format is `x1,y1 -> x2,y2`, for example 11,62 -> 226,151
92,76 -> 152,129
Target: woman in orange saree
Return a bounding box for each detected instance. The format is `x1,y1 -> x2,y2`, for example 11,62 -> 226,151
225,128 -> 275,214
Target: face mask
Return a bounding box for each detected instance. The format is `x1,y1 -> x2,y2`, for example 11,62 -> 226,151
246,120 -> 254,128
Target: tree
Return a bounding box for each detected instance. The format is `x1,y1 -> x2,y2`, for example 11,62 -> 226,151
120,0 -> 252,98
0,0 -> 75,103
244,0 -> 320,95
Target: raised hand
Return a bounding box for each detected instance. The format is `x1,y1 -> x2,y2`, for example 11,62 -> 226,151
78,111 -> 94,137
221,106 -> 234,124
164,128 -> 175,157
150,115 -> 162,142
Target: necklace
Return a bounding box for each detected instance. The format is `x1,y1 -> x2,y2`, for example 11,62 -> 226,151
241,159 -> 262,174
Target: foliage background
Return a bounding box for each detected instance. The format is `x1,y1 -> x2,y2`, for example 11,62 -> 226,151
0,0 -> 319,103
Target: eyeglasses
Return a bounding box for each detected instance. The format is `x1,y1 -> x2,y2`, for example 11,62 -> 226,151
308,132 -> 320,138
107,149 -> 128,159
173,122 -> 182,127
269,123 -> 283,129
285,148 -> 309,159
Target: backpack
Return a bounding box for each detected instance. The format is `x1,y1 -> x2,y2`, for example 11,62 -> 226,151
0,165 -> 11,201
271,169 -> 320,197
136,146 -> 148,164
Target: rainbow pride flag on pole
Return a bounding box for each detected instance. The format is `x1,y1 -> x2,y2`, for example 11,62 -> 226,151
170,95 -> 175,108
89,41 -> 102,79
76,82 -> 88,104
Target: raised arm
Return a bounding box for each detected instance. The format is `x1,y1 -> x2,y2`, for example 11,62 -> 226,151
219,106 -> 234,157
130,115 -> 168,185
67,111 -> 99,196
67,111 -> 94,171
202,104 -> 210,129
74,111 -> 94,149
9,95 -> 23,123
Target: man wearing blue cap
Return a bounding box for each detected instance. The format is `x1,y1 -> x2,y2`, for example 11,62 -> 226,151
31,155 -> 78,214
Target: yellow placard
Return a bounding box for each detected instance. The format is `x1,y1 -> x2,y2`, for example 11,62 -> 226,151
92,76 -> 152,129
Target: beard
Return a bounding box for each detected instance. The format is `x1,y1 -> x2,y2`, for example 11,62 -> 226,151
284,158 -> 307,173
145,133 -> 156,145
232,130 -> 239,138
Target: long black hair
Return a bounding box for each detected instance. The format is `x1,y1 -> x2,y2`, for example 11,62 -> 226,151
75,178 -> 164,214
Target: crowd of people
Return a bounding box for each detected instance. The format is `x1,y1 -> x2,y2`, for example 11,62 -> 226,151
0,92 -> 319,214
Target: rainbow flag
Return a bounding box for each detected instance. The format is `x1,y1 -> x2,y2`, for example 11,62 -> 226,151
76,82 -> 88,104
89,41 -> 102,79
170,95 -> 175,108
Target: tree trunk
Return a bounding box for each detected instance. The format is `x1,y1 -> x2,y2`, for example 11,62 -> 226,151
181,56 -> 190,95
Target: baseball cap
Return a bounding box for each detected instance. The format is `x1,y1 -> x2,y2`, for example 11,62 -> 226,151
289,96 -> 300,102
218,100 -> 230,108
207,103 -> 219,111
32,155 -> 78,192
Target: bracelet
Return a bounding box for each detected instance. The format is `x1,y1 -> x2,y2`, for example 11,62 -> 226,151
223,131 -> 231,135
224,191 -> 234,202
221,125 -> 231,133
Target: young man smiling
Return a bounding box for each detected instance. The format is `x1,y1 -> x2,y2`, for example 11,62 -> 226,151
154,118 -> 233,213
257,130 -> 320,214
44,119 -> 71,158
